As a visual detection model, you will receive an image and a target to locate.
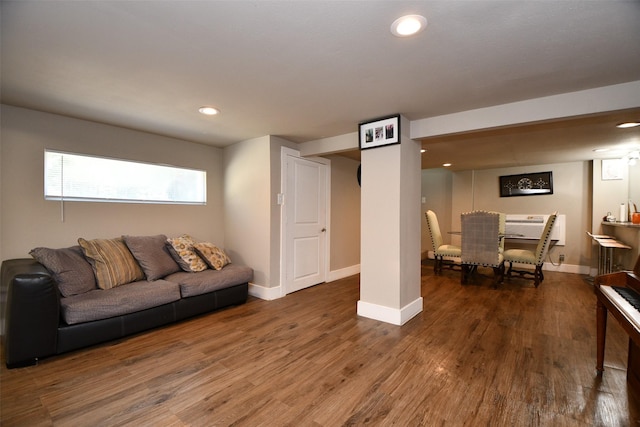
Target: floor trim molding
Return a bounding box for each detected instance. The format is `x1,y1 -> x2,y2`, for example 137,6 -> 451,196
357,297 -> 423,326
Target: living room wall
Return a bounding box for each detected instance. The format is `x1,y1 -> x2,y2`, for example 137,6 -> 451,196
0,105 -> 226,262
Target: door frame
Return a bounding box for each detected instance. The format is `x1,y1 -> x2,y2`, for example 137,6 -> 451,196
279,146 -> 331,296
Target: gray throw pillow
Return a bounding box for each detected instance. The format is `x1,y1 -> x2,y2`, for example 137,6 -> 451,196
123,234 -> 181,280
29,246 -> 97,297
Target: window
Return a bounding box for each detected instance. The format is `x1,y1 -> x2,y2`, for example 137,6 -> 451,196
44,150 -> 206,205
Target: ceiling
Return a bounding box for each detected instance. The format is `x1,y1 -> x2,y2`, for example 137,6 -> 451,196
2,1 -> 640,171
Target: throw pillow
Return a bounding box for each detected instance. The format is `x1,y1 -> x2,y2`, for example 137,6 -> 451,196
193,242 -> 231,270
78,237 -> 145,290
123,234 -> 181,280
29,245 -> 97,297
166,235 -> 208,272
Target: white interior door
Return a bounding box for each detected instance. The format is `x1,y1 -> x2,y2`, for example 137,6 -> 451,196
284,153 -> 328,294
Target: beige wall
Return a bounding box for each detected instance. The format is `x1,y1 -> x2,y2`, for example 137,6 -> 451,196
0,105 -> 225,261
1,107 -> 364,289
223,136 -> 272,287
420,162 -> 594,270
448,162 -> 592,269
421,168 -> 454,255
327,154 -> 361,271
422,159 -> 640,273
593,158 -> 640,270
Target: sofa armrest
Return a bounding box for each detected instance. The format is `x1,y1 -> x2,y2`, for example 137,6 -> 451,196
2,259 -> 60,368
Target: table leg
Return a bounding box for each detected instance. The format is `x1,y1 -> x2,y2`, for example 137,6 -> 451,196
598,244 -> 603,276
596,299 -> 607,372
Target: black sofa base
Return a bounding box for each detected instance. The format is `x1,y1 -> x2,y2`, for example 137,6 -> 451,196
2,259 -> 249,369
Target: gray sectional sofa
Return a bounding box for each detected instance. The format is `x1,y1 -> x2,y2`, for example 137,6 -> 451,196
1,234 -> 253,368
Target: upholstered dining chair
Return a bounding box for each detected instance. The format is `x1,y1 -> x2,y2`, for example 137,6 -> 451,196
503,212 -> 558,287
496,211 -> 506,254
425,210 -> 461,274
460,210 -> 505,286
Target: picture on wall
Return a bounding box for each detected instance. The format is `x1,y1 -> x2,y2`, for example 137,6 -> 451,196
499,171 -> 553,197
358,114 -> 400,150
601,159 -> 624,180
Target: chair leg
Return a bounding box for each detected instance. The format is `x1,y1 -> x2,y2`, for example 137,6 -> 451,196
434,256 -> 441,275
534,265 -> 543,287
492,264 -> 505,288
506,261 -> 513,279
461,265 -> 468,284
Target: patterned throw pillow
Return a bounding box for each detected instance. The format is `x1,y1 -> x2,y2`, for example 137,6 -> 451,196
166,235 -> 208,272
193,242 -> 231,270
78,237 -> 145,290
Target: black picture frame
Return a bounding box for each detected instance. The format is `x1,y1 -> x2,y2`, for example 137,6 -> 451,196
499,171 -> 553,197
359,114 -> 400,150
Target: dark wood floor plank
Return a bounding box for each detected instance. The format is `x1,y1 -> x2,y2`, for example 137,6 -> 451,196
2,264 -> 640,425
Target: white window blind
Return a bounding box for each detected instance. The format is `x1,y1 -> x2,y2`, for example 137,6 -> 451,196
44,150 -> 206,205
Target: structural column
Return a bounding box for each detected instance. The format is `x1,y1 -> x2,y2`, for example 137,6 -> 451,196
358,115 -> 423,325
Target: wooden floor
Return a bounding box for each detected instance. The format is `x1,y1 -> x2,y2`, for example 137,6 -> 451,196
2,263 -> 640,426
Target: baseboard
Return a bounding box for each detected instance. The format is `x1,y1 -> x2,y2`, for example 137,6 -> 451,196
357,297 -> 423,326
249,264 -> 361,301
509,262 -> 590,275
248,283 -> 283,300
327,264 -> 360,282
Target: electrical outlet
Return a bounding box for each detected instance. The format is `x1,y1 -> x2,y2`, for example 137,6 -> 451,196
559,254 -> 565,262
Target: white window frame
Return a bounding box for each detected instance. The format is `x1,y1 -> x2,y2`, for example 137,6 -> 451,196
44,150 -> 207,205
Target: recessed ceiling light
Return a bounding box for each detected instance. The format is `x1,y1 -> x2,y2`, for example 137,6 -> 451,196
199,106 -> 219,116
616,122 -> 640,128
390,15 -> 427,37
442,163 -> 452,167
421,149 -> 426,153
593,148 -> 609,152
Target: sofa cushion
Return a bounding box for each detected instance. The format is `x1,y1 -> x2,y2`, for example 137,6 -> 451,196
165,264 -> 253,298
29,246 -> 97,297
193,242 -> 231,270
166,235 -> 208,272
60,280 -> 181,325
78,237 -> 145,290
123,234 -> 181,280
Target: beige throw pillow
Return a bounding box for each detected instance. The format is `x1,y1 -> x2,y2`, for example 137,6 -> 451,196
78,237 -> 145,290
166,235 -> 208,272
193,242 -> 231,270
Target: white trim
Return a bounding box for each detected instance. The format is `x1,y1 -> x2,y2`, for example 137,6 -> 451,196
248,283 -> 284,301
327,264 -> 360,282
410,81 -> 640,139
357,297 -> 423,326
508,262 -> 590,275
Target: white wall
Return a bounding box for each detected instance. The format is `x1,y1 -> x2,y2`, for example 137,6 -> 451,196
0,105 -> 225,261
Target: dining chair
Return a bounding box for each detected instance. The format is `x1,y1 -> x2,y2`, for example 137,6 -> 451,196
460,210 -> 505,286
424,210 -> 461,274
496,211 -> 506,254
503,212 -> 558,287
